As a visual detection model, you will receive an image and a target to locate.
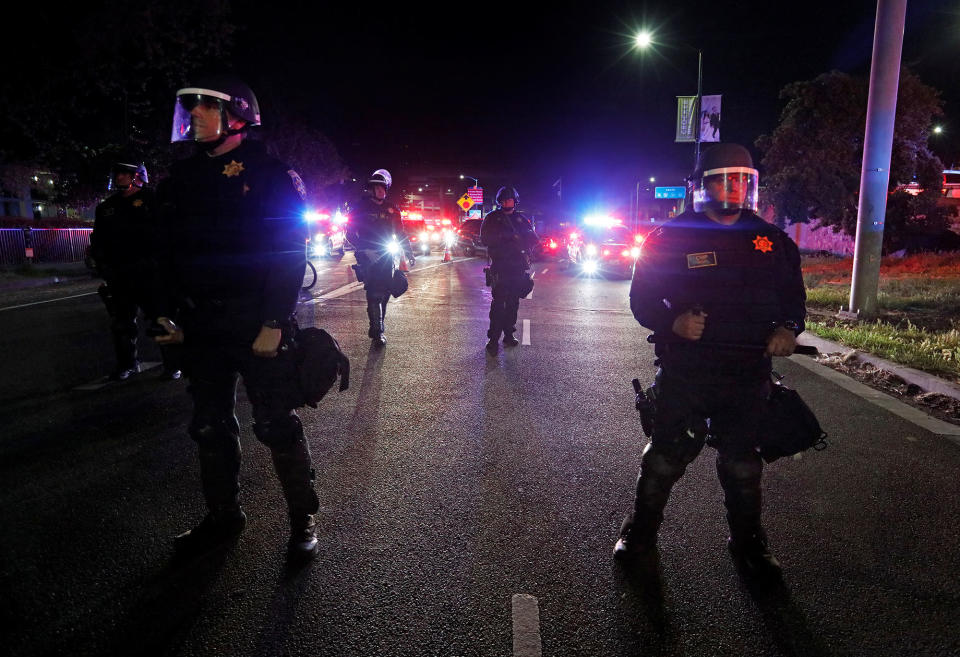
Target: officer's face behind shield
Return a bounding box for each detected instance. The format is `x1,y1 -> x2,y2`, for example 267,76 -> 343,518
692,166 -> 759,214
171,93 -> 227,143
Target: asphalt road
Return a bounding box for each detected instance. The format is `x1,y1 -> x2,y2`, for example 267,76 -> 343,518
1,254 -> 958,657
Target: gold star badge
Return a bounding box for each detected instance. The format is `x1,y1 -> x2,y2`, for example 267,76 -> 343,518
753,235 -> 774,253
222,160 -> 245,178
131,199 -> 143,207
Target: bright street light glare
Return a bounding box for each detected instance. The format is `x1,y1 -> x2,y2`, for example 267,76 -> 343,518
635,31 -> 652,48
933,125 -> 944,134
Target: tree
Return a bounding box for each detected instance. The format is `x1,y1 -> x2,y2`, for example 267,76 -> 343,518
0,1 -> 236,209
756,69 -> 947,241
263,109 -> 351,209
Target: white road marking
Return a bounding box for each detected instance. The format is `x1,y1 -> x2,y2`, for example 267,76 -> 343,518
0,292 -> 97,312
73,362 -> 161,390
788,354 -> 960,440
522,319 -> 531,345
512,594 -> 542,657
541,268 -> 549,274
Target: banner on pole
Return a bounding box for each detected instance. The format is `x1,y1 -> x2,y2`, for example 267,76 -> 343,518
676,95 -> 722,143
676,96 -> 697,143
699,95 -> 721,143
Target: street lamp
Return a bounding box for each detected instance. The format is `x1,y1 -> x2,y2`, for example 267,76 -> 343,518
649,176 -> 655,183
933,125 -> 944,135
459,174 -> 479,187
635,30 -> 703,167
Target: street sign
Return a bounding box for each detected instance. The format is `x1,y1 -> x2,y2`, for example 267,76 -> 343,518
655,186 -> 686,199
457,193 -> 474,211
467,187 -> 483,204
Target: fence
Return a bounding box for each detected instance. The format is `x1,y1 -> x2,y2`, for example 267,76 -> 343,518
0,228 -> 92,265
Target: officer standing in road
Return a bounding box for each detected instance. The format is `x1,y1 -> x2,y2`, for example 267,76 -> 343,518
480,186 -> 538,354
344,169 -> 413,348
90,158 -> 181,381
614,144 -> 806,580
154,75 -> 321,560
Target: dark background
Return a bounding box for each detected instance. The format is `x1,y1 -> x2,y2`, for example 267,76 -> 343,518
10,0 -> 960,213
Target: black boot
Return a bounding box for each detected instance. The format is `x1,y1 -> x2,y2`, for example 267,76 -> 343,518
174,506 -> 246,556
728,528 -> 782,580
270,433 -> 320,559
366,297 -> 386,346
503,333 -> 520,347
288,513 -> 319,559
613,511 -> 660,562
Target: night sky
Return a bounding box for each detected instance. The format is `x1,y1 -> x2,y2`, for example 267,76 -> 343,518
14,1 -> 960,213
229,0 -> 958,213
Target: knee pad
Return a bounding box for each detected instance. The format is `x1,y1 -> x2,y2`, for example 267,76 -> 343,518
189,414 -> 240,448
640,443 -> 689,479
253,412 -> 303,448
717,452 -> 763,484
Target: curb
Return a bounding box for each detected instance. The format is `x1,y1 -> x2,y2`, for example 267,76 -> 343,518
797,332 -> 960,402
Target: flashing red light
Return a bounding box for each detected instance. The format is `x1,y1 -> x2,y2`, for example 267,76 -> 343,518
602,248 -> 611,256
634,234 -> 644,243
427,225 -> 436,231
441,219 -> 451,225
620,249 -> 630,257
549,240 -> 558,249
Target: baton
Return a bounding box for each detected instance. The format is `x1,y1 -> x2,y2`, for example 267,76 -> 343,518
645,334 -> 818,356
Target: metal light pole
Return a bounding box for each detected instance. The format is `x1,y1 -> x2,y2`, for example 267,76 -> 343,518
847,0 -> 907,318
694,49 -> 703,168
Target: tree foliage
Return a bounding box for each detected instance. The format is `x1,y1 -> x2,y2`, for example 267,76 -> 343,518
757,69 -> 948,242
0,1 -> 236,208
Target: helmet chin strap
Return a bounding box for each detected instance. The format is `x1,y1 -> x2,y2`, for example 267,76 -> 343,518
199,110 -> 245,151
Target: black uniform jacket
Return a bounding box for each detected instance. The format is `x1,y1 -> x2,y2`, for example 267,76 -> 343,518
345,195 -> 409,253
91,188 -> 159,279
630,210 -> 806,374
156,139 -> 307,326
479,210 -> 538,273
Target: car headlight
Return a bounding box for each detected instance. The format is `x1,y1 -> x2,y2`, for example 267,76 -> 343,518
386,240 -> 400,255
631,247 -> 641,259
582,260 -> 599,274
312,244 -> 327,256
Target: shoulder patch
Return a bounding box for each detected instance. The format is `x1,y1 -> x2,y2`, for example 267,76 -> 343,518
287,169 -> 307,201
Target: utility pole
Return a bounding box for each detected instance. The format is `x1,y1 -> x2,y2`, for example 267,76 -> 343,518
847,0 -> 907,318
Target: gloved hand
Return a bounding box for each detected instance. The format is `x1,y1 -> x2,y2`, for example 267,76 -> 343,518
153,317 -> 185,344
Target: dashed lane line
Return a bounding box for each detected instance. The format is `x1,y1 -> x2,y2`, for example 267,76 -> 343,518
522,319 -> 531,345
512,594 -> 542,657
304,257 -> 468,304
0,291 -> 98,312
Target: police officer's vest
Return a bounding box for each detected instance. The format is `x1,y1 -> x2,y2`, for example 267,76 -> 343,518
657,212 -> 788,349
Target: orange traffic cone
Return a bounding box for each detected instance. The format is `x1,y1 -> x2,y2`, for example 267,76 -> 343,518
442,245 -> 452,263
398,256 -> 409,272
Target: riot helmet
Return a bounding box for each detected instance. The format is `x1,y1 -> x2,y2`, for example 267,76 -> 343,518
690,143 -> 759,214
171,74 -> 261,144
368,169 -> 392,189
496,186 -> 519,206
108,159 -> 148,191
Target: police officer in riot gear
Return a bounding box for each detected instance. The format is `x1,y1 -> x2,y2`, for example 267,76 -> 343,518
480,186 -> 538,354
154,75 -> 322,559
345,169 -> 413,348
614,143 -> 806,580
91,158 -> 181,380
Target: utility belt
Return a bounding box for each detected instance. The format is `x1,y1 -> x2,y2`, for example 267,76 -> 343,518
631,352 -> 827,463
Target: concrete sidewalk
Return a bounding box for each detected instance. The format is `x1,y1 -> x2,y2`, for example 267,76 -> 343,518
797,331 -> 960,402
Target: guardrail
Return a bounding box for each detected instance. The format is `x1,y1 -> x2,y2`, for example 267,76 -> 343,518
0,228 -> 92,265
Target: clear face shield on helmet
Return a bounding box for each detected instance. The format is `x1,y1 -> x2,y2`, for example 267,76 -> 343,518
692,166 -> 759,213
170,88 -> 232,143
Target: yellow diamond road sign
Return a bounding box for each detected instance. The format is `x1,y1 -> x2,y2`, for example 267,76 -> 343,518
457,193 -> 474,211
